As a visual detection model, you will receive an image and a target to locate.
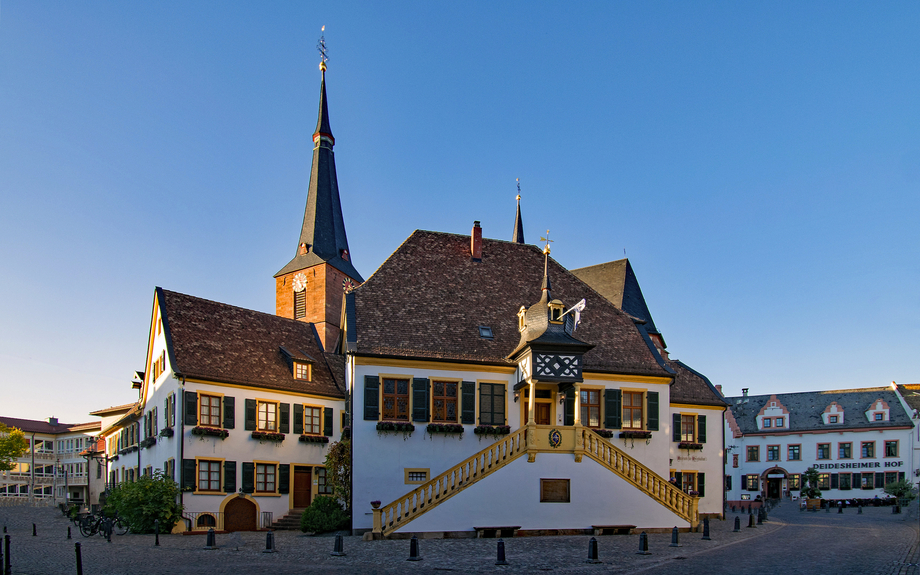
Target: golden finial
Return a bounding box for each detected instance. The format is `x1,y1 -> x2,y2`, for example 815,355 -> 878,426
540,230 -> 553,255
318,25 -> 328,71
516,178 -> 521,201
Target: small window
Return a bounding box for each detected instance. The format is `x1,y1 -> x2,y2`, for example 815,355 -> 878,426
775,417 -> 784,427
885,440 -> 898,457
818,473 -> 830,490
839,473 -> 852,490
622,392 -> 644,430
839,443 -> 852,459
817,443 -> 830,459
405,469 -> 430,484
744,474 -> 759,491
432,381 -> 458,423
767,445 -> 779,461
874,412 -> 884,421
746,446 -> 759,462
382,378 -> 410,421
256,463 -> 276,493
257,401 -> 278,431
763,418 -> 772,428
199,394 -> 221,427
197,514 -> 217,527
680,414 -> 695,441
316,467 -> 333,494
304,406 -> 322,435
294,290 -> 306,319
295,362 -> 311,381
580,390 -> 601,428
788,474 -> 800,490
861,441 -> 875,458
829,415 -> 838,423
787,445 -> 801,460
478,326 -> 493,339
548,300 -> 564,323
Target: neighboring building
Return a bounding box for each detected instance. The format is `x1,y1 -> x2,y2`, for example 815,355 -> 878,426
345,223 -> 726,537
724,387 -> 916,506
0,416 -> 101,505
893,383 -> 920,481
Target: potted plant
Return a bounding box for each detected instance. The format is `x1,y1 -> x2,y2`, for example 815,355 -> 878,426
800,467 -> 822,510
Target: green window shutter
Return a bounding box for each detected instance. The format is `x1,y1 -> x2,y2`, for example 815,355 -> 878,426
412,378 -> 430,422
479,383 -> 493,425
875,472 -> 884,488
831,474 -> 839,489
241,462 -> 255,493
293,405 -> 304,435
697,414 -> 706,443
898,471 -> 905,483
182,459 -> 196,491
223,396 -> 235,429
674,471 -> 682,486
697,473 -> 705,497
184,391 -> 198,426
164,398 -> 169,426
323,407 -> 333,437
725,475 -> 731,491
170,393 -> 176,426
461,381 -> 476,424
244,399 -> 257,431
563,388 -> 575,426
672,413 -> 682,442
223,461 -> 236,493
280,403 -> 290,434
494,384 -> 506,425
646,391 -> 659,431
364,375 -> 380,421
278,464 -> 290,494
153,407 -> 158,435
604,389 -> 622,429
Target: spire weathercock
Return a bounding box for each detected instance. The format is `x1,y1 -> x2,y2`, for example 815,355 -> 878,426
512,179 -> 525,244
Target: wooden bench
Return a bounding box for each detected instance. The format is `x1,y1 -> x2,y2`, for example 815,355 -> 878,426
474,526 -> 520,538
592,524 -> 636,536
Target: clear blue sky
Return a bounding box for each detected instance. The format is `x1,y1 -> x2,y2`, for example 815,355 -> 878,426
1,2 -> 918,422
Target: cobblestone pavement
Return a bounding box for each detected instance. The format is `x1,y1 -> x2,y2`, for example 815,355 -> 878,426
0,501 -> 916,574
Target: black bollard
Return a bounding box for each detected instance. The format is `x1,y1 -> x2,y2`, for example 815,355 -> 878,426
858,505 -> 863,514
407,535 -> 422,561
67,526 -> 71,539
733,516 -> 741,532
669,526 -> 681,547
584,537 -> 601,564
497,538 -> 510,565
75,542 -> 83,575
2,526 -> 5,534
701,518 -> 711,541
748,505 -> 752,515
763,508 -> 768,522
106,519 -> 112,543
32,523 -> 36,537
4,534 -> 10,575
747,514 -> 756,528
262,531 -> 276,553
636,531 -> 651,555
838,503 -> 843,514
331,533 -> 345,557
757,511 -> 764,526
825,503 -> 830,513
204,528 -> 216,550
154,519 -> 160,546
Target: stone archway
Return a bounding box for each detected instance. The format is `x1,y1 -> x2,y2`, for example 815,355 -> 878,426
224,497 -> 257,532
761,466 -> 790,499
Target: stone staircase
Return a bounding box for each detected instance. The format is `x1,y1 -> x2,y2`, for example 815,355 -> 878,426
271,507 -> 306,530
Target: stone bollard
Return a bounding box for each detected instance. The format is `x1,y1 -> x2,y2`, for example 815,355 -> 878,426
757,511 -> 764,526
585,537 -> 601,564
204,528 -> 217,550
407,535 -> 422,561
858,505 -> 863,514
669,526 -> 681,547
747,514 -> 756,528
32,523 -> 36,537
838,503 -> 843,514
154,519 -> 160,546
67,526 -> 72,539
262,531 -> 276,553
75,542 -> 83,575
761,508 -> 768,522
331,533 -> 345,557
636,532 -> 651,555
496,538 -> 510,565
733,516 -> 741,532
701,518 -> 711,541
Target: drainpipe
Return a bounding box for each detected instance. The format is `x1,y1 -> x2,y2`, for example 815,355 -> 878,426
178,375 -> 186,523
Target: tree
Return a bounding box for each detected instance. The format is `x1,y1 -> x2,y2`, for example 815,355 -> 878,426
799,466 -> 822,499
324,439 -> 351,510
104,470 -> 183,533
0,423 -> 28,472
883,479 -> 918,507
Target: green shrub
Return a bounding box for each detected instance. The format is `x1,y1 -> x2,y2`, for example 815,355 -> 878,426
300,496 -> 349,534
104,470 -> 183,534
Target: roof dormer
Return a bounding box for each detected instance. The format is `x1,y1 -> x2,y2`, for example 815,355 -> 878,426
756,394 -> 789,430
822,401 -> 844,425
866,398 -> 890,423
279,346 -> 315,382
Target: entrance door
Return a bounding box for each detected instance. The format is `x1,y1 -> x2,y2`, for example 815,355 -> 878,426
293,467 -> 312,508
536,403 -> 551,425
224,497 -> 257,532
766,478 -> 782,499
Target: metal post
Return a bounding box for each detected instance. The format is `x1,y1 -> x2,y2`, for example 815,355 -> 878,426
407,535 -> 422,561
733,516 -> 741,532
331,533 -> 345,556
701,517 -> 711,540
669,526 -> 681,547
262,531 -> 275,553
636,531 -> 651,555
204,528 -> 216,550
497,538 -> 510,565
747,514 -> 756,528
585,537 -> 601,563
67,527 -> 71,539
75,542 -> 83,575
154,519 -> 160,546
4,534 -> 10,575
32,523 -> 36,537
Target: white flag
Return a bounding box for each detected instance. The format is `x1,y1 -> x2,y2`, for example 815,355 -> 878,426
562,299 -> 586,332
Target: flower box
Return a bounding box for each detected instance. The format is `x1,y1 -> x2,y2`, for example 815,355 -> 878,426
191,426 -> 229,439
376,421 -> 415,433
140,436 -> 156,449
426,423 -> 464,435
594,429 -> 615,439
299,434 -> 330,444
678,442 -> 703,450
619,430 -> 652,440
474,425 -> 511,436
251,431 -> 285,442
158,427 -> 174,438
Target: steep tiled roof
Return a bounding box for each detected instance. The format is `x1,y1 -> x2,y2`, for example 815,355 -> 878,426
159,289 -> 345,398
571,258 -> 661,338
669,360 -> 727,408
726,388 -> 912,434
0,417 -> 98,435
350,231 -> 670,377
896,384 -> 920,416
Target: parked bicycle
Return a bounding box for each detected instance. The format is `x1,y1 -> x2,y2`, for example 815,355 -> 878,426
79,512 -> 129,537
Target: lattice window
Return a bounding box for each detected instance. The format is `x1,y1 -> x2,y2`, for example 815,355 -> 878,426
432,381 -> 458,423
382,378 -> 410,421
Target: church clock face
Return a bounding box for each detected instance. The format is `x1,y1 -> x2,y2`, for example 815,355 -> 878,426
293,273 -> 307,292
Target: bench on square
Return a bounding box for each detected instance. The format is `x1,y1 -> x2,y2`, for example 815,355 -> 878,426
592,524 -> 636,536
474,526 -> 520,538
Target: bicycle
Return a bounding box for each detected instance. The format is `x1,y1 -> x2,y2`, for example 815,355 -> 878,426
79,513 -> 129,537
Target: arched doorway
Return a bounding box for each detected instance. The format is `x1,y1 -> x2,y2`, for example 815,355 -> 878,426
224,497 -> 257,532
761,466 -> 789,499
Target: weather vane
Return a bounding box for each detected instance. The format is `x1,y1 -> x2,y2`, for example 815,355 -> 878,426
516,178 -> 521,201
540,229 -> 553,255
317,25 -> 328,69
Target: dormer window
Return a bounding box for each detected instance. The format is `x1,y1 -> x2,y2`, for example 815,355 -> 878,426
294,362 -> 311,381
763,418 -> 772,428
829,415 -> 838,423
775,417 -> 784,427
548,300 -> 564,323
874,412 -> 884,421
341,249 -> 349,261
299,243 -> 309,255
478,326 -> 493,339
517,307 -> 526,332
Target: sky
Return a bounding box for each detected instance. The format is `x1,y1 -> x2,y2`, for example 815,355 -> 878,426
1,2 -> 918,423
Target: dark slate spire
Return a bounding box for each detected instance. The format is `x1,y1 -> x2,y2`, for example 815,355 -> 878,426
275,62 -> 364,282
512,182 -> 524,244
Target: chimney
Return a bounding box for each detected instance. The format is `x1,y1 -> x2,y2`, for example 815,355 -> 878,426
471,221 -> 482,261
742,388 -> 748,397
48,417 -> 58,426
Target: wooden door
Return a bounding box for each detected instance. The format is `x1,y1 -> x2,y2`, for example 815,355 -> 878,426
536,403 -> 551,425
293,467 -> 312,508
224,497 -> 257,532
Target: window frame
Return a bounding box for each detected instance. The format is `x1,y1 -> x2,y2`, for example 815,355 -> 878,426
431,380 -> 460,423
763,418 -> 772,428
816,443 -> 830,460
257,400 -> 279,432
255,462 -> 278,494
303,404 -> 323,435
404,468 -> 430,484
198,393 -> 223,428
787,444 -> 801,461
818,473 -> 830,490
381,377 -> 411,421
744,474 -> 759,491
861,441 -> 875,459
775,417 -> 784,427
294,362 -> 311,381
766,445 -> 780,462
680,414 -> 696,442
838,442 -> 852,459
885,440 -> 898,458
196,458 -> 223,493
746,445 -> 760,462
315,466 -> 333,495
621,390 -> 645,430
580,388 -> 602,428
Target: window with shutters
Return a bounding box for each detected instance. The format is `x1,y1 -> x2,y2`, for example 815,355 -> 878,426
681,472 -> 696,493
382,378 -> 410,421
479,382 -> 506,426
256,463 -> 277,493
199,394 -> 222,427
432,381 -> 458,423
304,406 -> 322,435
622,391 -> 643,429
197,460 -> 222,492
294,362 -> 311,381
257,401 -> 278,431
680,415 -> 695,441
294,290 -> 306,319
580,389 -> 601,428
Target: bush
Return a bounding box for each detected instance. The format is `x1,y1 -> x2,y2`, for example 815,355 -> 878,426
300,496 -> 349,534
104,470 -> 183,534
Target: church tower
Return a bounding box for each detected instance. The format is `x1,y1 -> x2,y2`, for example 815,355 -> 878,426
275,55 -> 364,350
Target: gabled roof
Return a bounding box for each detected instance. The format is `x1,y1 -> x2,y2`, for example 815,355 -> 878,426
896,384 -> 920,416
668,360 -> 728,408
158,288 -> 345,398
571,259 -> 661,339
348,231 -> 671,377
89,403 -> 135,417
0,417 -> 99,435
726,387 -> 912,435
